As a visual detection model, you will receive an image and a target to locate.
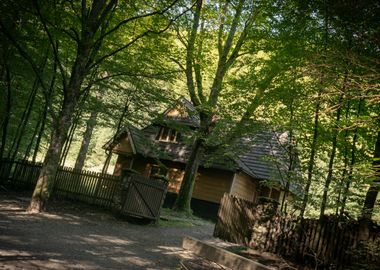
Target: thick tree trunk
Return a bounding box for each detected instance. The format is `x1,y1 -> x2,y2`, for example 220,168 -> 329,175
361,130 -> 380,220
74,109 -> 98,171
300,91 -> 321,218
173,137 -> 203,213
28,101 -> 76,212
29,42 -> 90,212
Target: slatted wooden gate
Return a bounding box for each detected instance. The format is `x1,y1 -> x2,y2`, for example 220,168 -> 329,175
114,172 -> 168,221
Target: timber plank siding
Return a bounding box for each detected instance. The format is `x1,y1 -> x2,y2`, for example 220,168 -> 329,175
230,171 -> 259,202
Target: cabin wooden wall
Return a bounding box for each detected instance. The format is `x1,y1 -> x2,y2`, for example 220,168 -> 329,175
113,136 -> 134,154
113,155 -> 133,176
192,168 -> 234,204
113,154 -> 234,204
113,155 -> 151,177
229,171 -> 259,202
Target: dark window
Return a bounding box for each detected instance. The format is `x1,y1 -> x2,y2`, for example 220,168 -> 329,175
270,189 -> 280,201
161,127 -> 170,141
149,165 -> 168,179
260,186 -> 271,198
156,127 -> 179,142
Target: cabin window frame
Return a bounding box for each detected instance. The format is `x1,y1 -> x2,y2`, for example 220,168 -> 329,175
149,164 -> 168,179
156,127 -> 180,143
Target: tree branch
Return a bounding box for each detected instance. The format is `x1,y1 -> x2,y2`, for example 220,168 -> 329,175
34,0 -> 68,91
95,0 -> 179,43
89,3 -> 191,70
185,0 -> 202,107
226,8 -> 260,69
217,1 -> 228,56
194,17 -> 205,103
0,20 -> 47,92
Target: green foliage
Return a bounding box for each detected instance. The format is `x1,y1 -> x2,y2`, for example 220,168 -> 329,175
0,0 -> 378,222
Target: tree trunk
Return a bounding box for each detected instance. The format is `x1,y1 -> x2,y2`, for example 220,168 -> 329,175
336,129 -> 349,215
0,61 -> 11,159
361,130 -> 380,220
340,99 -> 363,215
320,69 -> 349,217
74,109 -> 98,171
339,134 -> 356,215
300,91 -> 321,218
173,137 -> 203,213
9,48 -> 47,160
281,98 -> 296,213
32,96 -> 49,162
9,79 -> 39,161
23,110 -> 42,160
28,40 -> 90,212
32,53 -> 57,162
59,88 -> 91,166
320,92 -> 344,218
28,100 -> 77,212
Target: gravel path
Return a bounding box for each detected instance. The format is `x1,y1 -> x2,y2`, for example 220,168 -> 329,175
0,192 -> 215,270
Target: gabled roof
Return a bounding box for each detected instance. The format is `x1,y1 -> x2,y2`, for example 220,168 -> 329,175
156,97 -> 200,127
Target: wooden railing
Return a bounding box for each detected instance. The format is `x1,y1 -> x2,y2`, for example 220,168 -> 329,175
214,193 -> 380,269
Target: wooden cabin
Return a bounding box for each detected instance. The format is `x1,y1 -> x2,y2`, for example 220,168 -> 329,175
104,98 -> 297,219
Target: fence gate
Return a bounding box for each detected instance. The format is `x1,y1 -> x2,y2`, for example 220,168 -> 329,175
114,172 -> 168,221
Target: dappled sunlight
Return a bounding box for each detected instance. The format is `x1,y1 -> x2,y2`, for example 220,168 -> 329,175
0,193 -> 215,269
82,234 -> 136,246
156,245 -> 184,255
0,200 -> 28,212
113,256 -> 153,266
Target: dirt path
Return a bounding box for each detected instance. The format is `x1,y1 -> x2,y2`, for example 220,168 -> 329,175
0,192 -> 215,270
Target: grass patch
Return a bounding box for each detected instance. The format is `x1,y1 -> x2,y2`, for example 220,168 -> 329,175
158,207 -> 213,227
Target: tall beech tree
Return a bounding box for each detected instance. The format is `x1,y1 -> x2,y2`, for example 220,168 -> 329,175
171,0 -> 298,212
172,0 -> 310,213
0,0 -> 183,212
172,0 -> 260,212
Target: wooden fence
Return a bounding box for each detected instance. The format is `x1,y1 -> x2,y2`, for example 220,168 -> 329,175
0,159 -> 120,208
214,193 -> 380,269
0,159 -> 169,218
113,173 -> 168,220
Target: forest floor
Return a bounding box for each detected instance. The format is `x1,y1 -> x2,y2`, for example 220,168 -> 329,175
0,191 -> 300,270
0,191 -> 226,270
